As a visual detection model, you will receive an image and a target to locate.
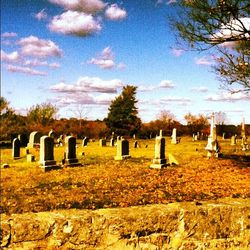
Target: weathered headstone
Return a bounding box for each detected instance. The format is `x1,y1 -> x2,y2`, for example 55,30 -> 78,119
205,113 -> 220,158
150,130 -> 167,169
64,136 -> 81,166
222,132 -> 226,140
241,118 -> 248,151
12,138 -> 21,159
171,128 -> 178,144
39,136 -> 60,171
18,134 -> 28,147
27,154 -> 35,162
110,137 -> 115,147
99,139 -> 106,147
114,138 -> 131,160
82,137 -> 89,147
48,129 -> 55,139
231,135 -> 236,146
28,131 -> 42,148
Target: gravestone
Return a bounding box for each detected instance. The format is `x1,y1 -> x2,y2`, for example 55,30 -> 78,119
28,131 -> 42,148
231,135 -> 236,146
241,118 -> 248,151
64,136 -> 81,166
82,137 -> 89,147
27,154 -> 35,162
114,138 -> 131,160
134,141 -> 139,148
110,137 -> 115,147
18,134 -> 28,147
150,130 -> 167,169
48,129 -> 55,139
12,138 -> 21,159
205,113 -> 220,158
222,132 -> 226,140
171,128 -> 178,144
39,136 -> 60,171
99,139 -> 106,147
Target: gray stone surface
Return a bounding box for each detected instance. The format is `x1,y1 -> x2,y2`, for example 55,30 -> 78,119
1,199 -> 249,249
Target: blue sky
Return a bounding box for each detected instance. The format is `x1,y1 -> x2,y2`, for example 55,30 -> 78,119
1,0 -> 250,125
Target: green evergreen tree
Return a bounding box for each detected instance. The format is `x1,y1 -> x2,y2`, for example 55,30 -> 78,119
105,85 -> 141,135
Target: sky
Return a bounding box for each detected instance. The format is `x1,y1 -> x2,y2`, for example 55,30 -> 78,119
1,0 -> 250,125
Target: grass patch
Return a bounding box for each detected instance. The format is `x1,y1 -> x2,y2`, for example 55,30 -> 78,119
1,137 -> 249,214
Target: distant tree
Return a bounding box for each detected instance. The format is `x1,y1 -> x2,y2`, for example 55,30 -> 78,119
68,104 -> 90,128
105,85 -> 141,136
169,0 -> 250,92
215,111 -> 228,125
0,97 -> 27,139
27,102 -> 58,127
184,112 -> 209,134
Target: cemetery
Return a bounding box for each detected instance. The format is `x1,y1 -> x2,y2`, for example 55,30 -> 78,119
1,125 -> 250,249
1,0 -> 250,246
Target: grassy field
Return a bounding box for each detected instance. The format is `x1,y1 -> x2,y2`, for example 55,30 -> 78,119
1,136 -> 250,214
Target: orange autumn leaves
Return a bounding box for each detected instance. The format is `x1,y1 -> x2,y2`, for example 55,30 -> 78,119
1,156 -> 249,214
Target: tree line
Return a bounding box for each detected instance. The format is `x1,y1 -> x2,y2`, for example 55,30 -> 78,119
0,86 -> 242,141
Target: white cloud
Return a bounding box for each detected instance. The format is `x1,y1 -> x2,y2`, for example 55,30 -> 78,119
137,85 -> 158,92
88,58 -> 115,69
195,57 -> 213,65
159,80 -> 175,88
35,9 -> 48,20
105,4 -> 127,21
160,96 -> 191,103
49,0 -> 105,13
1,32 -> 18,38
205,92 -> 250,102
117,62 -> 126,70
100,46 -> 114,60
171,48 -> 185,57
94,93 -> 117,104
88,46 -> 116,69
24,59 -> 48,67
18,35 -> 63,58
23,59 -> 60,69
1,50 -> 21,63
6,64 -> 47,76
50,76 -> 123,94
137,80 -> 175,92
190,86 -> 209,93
49,10 -> 101,36
49,62 -> 61,68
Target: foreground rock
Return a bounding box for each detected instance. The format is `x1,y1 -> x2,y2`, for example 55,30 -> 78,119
1,198 -> 250,249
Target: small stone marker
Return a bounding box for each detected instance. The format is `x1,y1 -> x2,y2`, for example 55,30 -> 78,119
18,134 -> 28,147
48,129 -> 55,139
231,136 -> 236,146
114,137 -> 131,160
28,131 -> 42,148
27,154 -> 35,162
241,118 -> 248,151
64,136 -> 81,167
12,138 -> 21,159
205,113 -> 220,158
150,130 -> 167,169
39,136 -> 61,171
99,139 -> 106,147
110,137 -> 115,147
82,137 -> 88,147
171,128 -> 178,144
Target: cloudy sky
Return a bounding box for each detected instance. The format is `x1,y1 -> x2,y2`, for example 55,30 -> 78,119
1,0 -> 250,125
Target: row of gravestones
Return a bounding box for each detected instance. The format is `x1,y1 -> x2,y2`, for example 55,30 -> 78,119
11,130 -> 169,171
